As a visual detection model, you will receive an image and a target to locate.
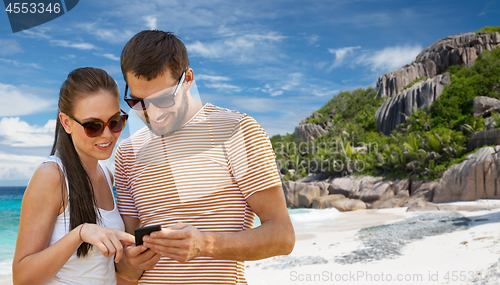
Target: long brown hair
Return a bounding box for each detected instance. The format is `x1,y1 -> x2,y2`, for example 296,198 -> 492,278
50,67 -> 119,257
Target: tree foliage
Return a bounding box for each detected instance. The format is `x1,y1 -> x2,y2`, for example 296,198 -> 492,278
430,48 -> 500,130
476,26 -> 500,34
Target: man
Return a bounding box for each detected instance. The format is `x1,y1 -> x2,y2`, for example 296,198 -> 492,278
115,30 -> 295,284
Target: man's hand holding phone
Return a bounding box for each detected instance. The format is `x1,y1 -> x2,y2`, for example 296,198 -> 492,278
125,224 -> 163,270
142,222 -> 210,263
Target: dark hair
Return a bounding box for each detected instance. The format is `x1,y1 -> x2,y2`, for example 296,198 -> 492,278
51,67 -> 119,257
121,30 -> 189,83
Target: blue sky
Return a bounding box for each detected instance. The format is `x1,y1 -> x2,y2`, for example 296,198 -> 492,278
0,0 -> 498,186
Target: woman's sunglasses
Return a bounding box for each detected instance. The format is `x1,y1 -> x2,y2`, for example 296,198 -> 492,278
68,110 -> 129,137
124,71 -> 185,110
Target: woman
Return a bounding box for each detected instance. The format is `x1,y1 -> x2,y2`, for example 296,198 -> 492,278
13,67 -> 135,285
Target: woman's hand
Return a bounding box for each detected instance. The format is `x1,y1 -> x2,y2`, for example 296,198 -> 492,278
79,224 -> 135,263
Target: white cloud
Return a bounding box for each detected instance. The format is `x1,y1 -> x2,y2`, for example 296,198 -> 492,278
325,44 -> 423,73
187,41 -> 220,58
310,88 -> 340,97
21,28 -> 98,51
261,73 -> 303,97
144,15 -> 157,30
357,45 -> 422,71
242,33 -> 287,42
0,152 -> 46,180
328,46 -> 361,70
0,118 -> 56,147
186,31 -> 287,63
196,74 -> 240,92
306,35 -> 320,45
0,39 -> 23,55
196,74 -> 231,82
205,83 -> 242,93
278,72 -> 302,91
0,58 -> 41,69
0,83 -> 54,116
96,53 -> 120,61
78,22 -> 135,44
51,39 -> 96,50
21,27 -> 52,40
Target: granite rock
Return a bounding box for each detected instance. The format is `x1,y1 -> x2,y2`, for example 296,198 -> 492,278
434,147 -> 500,202
376,32 -> 500,98
473,96 -> 500,118
294,123 -> 327,141
375,74 -> 451,135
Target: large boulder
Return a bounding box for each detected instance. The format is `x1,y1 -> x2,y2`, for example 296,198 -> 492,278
300,112 -> 323,124
468,129 -> 500,152
312,194 -> 346,209
392,179 -> 410,195
473,96 -> 500,118
328,176 -> 358,196
294,123 -> 327,141
379,190 -> 410,209
403,182 -> 438,210
351,176 -> 383,199
297,185 -> 327,208
314,182 -> 330,195
359,180 -> 395,203
282,181 -> 309,208
375,73 -> 451,135
410,179 -> 423,195
434,147 -> 500,203
376,32 -> 500,97
328,198 -> 366,212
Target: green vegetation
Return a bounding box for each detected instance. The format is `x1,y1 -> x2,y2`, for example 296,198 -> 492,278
305,87 -> 384,136
272,47 -> 500,182
476,26 -> 500,34
430,48 -> 500,130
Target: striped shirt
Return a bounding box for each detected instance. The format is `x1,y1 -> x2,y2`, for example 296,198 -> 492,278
115,103 -> 282,284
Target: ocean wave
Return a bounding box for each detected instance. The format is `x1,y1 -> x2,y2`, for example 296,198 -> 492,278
289,208 -> 340,224
0,259 -> 12,276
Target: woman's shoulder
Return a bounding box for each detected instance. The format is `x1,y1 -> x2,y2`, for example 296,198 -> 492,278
34,160 -> 64,185
24,160 -> 65,206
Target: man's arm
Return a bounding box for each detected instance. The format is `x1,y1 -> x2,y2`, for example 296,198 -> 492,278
115,216 -> 162,281
143,185 -> 295,262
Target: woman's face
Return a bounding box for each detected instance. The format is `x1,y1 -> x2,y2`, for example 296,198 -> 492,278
61,91 -> 122,163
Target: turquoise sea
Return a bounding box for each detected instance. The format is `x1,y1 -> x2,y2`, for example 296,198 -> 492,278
0,187 -> 23,277
0,186 -> 340,278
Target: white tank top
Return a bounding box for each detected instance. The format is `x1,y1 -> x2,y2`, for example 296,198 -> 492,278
45,156 -> 125,285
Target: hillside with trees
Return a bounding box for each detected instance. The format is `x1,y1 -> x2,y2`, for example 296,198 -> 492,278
272,28 -> 500,185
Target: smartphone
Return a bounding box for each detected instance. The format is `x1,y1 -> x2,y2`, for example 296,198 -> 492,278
134,225 -> 162,245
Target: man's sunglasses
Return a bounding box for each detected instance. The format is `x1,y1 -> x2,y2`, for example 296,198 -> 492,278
124,71 -> 186,110
68,110 -> 129,137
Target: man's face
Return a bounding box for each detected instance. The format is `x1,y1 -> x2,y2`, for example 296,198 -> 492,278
126,68 -> 189,136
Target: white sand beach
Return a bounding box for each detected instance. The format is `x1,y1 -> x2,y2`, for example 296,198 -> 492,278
246,202 -> 500,285
0,275 -> 11,285
2,201 -> 500,285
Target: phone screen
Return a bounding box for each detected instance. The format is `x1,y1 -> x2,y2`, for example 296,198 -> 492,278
134,225 -> 162,245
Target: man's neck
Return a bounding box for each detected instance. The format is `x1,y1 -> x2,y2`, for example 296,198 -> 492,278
185,93 -> 204,122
